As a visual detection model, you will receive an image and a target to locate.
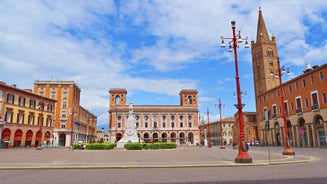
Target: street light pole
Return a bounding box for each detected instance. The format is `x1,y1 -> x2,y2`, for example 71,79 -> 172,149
37,100 -> 44,150
277,58 -> 295,155
221,20 -> 252,163
207,107 -> 211,148
218,98 -> 225,149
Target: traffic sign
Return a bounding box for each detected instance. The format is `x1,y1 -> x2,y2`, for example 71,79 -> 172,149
298,129 -> 304,135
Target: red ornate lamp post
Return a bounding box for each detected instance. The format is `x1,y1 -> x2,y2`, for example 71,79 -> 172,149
220,20 -> 252,163
207,107 -> 211,148
272,58 -> 295,155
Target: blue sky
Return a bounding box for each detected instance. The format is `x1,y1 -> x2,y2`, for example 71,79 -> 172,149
1,1 -> 327,130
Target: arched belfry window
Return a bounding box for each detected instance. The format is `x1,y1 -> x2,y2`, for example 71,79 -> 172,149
188,96 -> 192,105
115,95 -> 121,104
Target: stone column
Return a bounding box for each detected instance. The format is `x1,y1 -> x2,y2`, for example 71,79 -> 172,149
311,124 -> 317,147
306,124 -> 311,147
295,126 -> 300,147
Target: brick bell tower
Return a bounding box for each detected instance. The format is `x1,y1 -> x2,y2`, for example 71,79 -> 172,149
251,7 -> 280,98
179,89 -> 198,107
108,88 -> 127,142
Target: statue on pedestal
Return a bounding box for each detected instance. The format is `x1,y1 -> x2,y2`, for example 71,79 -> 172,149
117,100 -> 139,148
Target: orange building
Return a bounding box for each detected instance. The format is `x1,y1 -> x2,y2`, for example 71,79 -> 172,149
0,82 -> 56,148
251,8 -> 327,147
232,112 -> 258,146
108,88 -> 200,145
34,80 -> 97,147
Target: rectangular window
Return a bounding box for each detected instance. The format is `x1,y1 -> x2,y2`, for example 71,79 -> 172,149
296,97 -> 302,113
291,102 -> 294,112
154,122 -> 157,128
17,112 -> 24,124
145,122 -> 148,128
310,75 -> 314,84
62,102 -> 67,109
63,92 -> 67,99
19,97 -> 26,106
7,94 -> 14,104
51,92 -> 56,99
180,122 -> 183,128
188,122 -> 192,128
320,71 -> 324,81
288,85 -> 292,92
272,105 -> 277,118
28,114 -> 34,125
29,99 -> 36,108
305,98 -> 309,108
46,117 -> 52,127
162,122 -> 166,128
302,79 -> 306,87
5,110 -> 13,122
284,101 -> 288,115
61,111 -> 66,118
60,122 -> 66,129
295,82 -> 299,90
39,91 -> 44,97
323,93 -> 327,104
311,92 -> 319,110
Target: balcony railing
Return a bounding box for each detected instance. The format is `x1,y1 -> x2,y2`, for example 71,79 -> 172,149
311,104 -> 319,111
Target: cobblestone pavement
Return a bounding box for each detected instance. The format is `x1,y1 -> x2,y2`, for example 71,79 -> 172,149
0,145 -> 317,169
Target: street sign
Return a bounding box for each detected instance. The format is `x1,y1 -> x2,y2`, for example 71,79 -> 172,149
298,129 -> 304,135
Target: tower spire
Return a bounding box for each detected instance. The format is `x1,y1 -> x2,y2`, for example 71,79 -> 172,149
256,7 -> 270,42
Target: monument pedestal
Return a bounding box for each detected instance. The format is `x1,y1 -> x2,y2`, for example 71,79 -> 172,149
116,100 -> 139,148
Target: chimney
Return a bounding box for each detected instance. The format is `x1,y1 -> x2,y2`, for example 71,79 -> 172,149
303,62 -> 312,73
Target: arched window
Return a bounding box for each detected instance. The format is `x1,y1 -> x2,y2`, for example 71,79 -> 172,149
188,96 -> 192,104
115,95 -> 121,104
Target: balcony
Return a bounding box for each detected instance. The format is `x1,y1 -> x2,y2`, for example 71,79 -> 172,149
296,108 -> 302,114
311,104 -> 319,111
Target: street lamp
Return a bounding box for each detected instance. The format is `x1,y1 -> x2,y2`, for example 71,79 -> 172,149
220,20 -> 252,163
270,57 -> 295,155
206,108 -> 211,148
217,98 -> 225,149
36,100 -> 44,150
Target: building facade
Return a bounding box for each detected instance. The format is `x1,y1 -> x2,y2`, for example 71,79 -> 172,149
34,80 -> 97,147
108,88 -> 200,145
0,82 -> 56,148
232,112 -> 258,145
251,8 -> 327,147
199,117 -> 235,146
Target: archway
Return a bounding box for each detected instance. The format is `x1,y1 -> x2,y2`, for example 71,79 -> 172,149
297,117 -> 307,146
143,133 -> 150,143
45,131 -> 51,146
1,128 -> 11,148
59,133 -> 66,146
35,130 -> 42,147
286,120 -> 293,146
153,132 -> 159,142
274,122 -> 281,146
179,132 -> 185,145
170,132 -> 176,142
188,132 -> 194,144
25,130 -> 33,147
162,133 -> 168,142
14,129 -> 23,148
116,133 -> 122,142
313,115 -> 325,147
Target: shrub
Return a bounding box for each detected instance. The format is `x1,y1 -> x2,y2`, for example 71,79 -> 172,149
85,143 -> 116,150
159,142 -> 177,149
147,143 -> 160,149
124,143 -> 143,150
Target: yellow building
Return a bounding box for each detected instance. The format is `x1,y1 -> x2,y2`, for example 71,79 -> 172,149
34,80 -> 97,147
0,82 -> 56,148
108,88 -> 200,145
